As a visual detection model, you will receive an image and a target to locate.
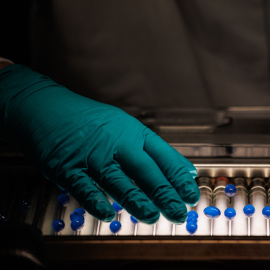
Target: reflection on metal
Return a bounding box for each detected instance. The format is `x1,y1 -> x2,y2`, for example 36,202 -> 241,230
172,143 -> 270,158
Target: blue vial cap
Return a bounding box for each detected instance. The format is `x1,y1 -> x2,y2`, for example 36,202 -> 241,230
19,199 -> 31,212
262,206 -> 270,219
187,210 -> 198,218
57,194 -> 70,207
225,184 -> 237,197
204,206 -> 221,219
112,202 -> 123,213
243,204 -> 255,217
130,215 -> 139,224
52,219 -> 65,232
71,216 -> 85,231
70,211 -> 83,221
70,208 -> 86,221
110,220 -> 122,234
186,216 -> 197,223
224,207 -> 236,220
75,208 -> 86,216
186,221 -> 197,235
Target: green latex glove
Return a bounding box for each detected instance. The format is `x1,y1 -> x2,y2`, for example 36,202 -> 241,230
0,65 -> 200,224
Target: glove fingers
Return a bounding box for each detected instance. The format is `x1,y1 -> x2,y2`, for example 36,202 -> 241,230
61,170 -> 116,222
144,132 -> 200,207
99,163 -> 160,224
177,155 -> 197,180
116,146 -> 187,224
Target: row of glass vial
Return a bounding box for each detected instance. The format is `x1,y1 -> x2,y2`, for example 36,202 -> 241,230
195,176 -> 269,236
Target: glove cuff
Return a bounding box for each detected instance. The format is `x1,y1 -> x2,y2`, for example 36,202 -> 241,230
0,64 -> 58,139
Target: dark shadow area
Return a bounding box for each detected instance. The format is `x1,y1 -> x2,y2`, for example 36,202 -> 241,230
1,1 -> 32,65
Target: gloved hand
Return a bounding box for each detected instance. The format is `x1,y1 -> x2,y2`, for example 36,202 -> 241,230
0,64 -> 200,224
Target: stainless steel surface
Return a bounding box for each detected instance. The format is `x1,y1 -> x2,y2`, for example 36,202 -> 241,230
2,107 -> 270,264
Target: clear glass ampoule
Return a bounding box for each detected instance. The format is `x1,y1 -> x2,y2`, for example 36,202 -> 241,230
250,177 -> 267,236
231,177 -> 248,236
212,177 -> 230,236
193,177 -> 212,236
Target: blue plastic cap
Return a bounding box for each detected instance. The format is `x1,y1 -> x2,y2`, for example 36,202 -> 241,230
112,202 -> 123,213
130,215 -> 139,224
52,219 -> 65,232
70,208 -> 86,221
186,216 -> 197,223
186,221 -> 198,235
110,220 -> 122,234
75,208 -> 86,216
57,194 -> 70,207
225,184 -> 237,197
224,207 -> 236,220
243,204 -> 255,217
204,206 -> 221,219
187,210 -> 198,218
71,216 -> 85,231
262,206 -> 270,219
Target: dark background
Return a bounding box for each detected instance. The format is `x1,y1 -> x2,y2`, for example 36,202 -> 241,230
1,1 -> 32,65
